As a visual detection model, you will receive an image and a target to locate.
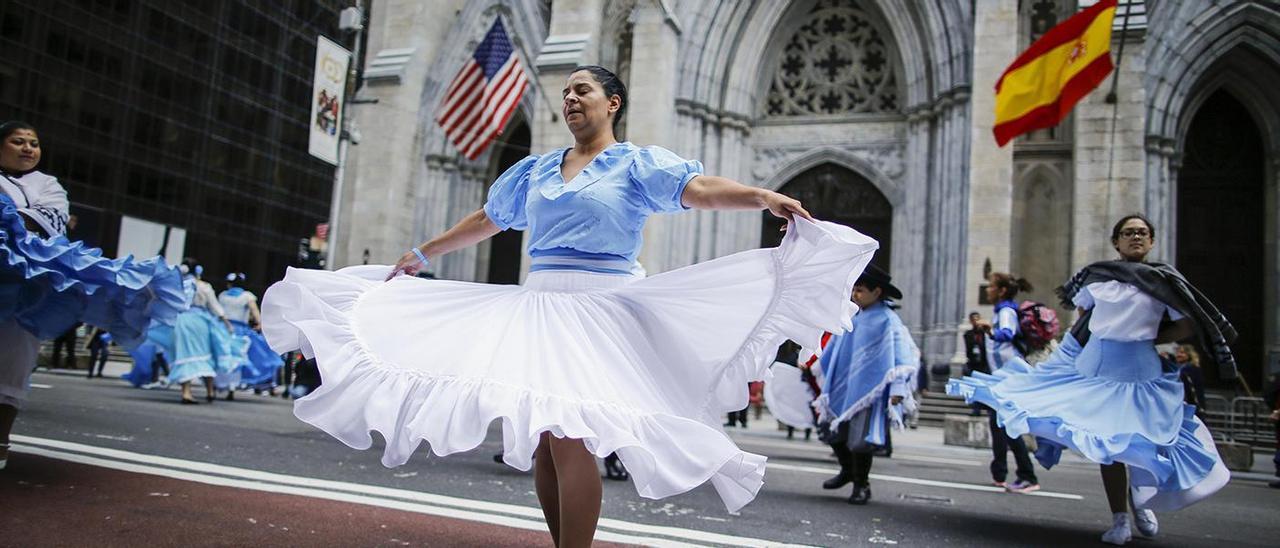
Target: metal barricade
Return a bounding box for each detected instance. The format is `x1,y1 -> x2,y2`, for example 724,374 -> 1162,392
1230,396 -> 1273,448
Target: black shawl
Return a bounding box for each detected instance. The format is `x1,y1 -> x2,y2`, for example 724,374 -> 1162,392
1055,260 -> 1238,380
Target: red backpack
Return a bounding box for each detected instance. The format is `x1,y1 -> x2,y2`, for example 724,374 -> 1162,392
1017,301 -> 1060,352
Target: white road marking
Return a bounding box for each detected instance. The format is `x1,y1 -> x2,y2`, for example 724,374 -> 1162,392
732,435 -> 982,467
13,435 -> 814,548
765,462 -> 1084,500
30,383 -> 52,389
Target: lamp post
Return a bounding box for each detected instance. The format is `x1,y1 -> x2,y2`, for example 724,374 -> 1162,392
325,1 -> 365,270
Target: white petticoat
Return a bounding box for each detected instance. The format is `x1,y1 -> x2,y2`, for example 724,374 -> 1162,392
261,218 -> 877,512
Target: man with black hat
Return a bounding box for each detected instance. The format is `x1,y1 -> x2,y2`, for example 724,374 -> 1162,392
814,265 -> 920,505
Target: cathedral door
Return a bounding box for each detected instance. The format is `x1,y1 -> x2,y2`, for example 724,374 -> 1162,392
1177,89 -> 1265,384
763,163 -> 892,270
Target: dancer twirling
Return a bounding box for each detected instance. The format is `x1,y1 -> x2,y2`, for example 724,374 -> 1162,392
262,66 -> 877,546
949,214 -> 1233,545
168,258 -> 243,404
0,121 -> 183,469
219,273 -> 283,395
813,265 -> 918,505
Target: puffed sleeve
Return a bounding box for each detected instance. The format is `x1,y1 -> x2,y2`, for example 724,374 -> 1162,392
19,172 -> 70,237
483,155 -> 539,231
1071,285 -> 1095,310
628,145 -> 703,214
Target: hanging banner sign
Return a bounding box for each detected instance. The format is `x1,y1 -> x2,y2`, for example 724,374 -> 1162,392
308,35 -> 351,165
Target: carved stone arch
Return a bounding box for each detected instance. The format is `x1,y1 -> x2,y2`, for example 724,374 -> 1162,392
763,161 -> 894,269
758,146 -> 904,207
1011,161 -> 1072,309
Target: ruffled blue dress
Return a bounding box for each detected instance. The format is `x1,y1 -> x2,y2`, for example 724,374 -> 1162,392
167,279 -> 245,385
220,288 -> 283,388
0,193 -> 185,346
948,280 -> 1229,511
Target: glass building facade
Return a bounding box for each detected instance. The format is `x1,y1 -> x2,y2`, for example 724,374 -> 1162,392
0,0 -> 353,293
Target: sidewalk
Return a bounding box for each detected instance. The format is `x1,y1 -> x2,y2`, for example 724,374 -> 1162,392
726,407 -> 1280,481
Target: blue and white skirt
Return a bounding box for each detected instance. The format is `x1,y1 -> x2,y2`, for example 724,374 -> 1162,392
230,319 -> 284,388
948,334 -> 1229,511
168,308 -> 246,385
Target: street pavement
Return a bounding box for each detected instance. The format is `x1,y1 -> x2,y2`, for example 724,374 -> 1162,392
4,361 -> 1279,547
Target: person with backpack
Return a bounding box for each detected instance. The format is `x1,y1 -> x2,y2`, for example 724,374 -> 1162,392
973,272 -> 1041,494
951,214 -> 1234,545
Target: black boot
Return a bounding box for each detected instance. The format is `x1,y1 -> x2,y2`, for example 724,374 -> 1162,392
824,443 -> 855,489
848,484 -> 872,505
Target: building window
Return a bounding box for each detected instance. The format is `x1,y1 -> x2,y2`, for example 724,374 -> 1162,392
765,0 -> 900,117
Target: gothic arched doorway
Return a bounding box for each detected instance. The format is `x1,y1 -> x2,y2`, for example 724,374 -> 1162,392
763,163 -> 892,270
484,121 -> 530,284
1176,89 -> 1265,384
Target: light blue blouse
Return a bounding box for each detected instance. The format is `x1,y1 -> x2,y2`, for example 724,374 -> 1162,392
483,142 -> 703,274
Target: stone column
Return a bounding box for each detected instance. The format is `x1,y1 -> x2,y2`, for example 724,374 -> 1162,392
1071,29 -> 1147,265
963,0 -> 1018,314
627,0 -> 681,273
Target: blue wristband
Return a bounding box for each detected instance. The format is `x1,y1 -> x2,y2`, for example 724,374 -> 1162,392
411,248 -> 430,268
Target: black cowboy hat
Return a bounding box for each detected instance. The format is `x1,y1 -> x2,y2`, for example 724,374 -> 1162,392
855,264 -> 903,300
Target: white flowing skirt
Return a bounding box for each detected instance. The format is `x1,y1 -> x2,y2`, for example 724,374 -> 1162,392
261,218 -> 877,511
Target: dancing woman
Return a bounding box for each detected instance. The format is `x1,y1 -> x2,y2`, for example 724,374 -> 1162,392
168,259 -> 242,404
949,214 -> 1233,545
219,273 -> 283,395
263,66 -> 877,546
0,121 -> 183,469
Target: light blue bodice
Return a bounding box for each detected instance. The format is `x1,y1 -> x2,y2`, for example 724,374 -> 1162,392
483,142 -> 702,273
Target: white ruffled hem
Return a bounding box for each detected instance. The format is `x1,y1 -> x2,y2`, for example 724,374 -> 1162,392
263,218 -> 877,512
814,364 -> 918,429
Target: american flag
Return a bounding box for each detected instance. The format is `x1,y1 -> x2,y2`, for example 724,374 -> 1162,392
436,19 -> 529,160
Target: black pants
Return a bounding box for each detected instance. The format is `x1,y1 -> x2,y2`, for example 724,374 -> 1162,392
87,345 -> 109,377
150,353 -> 170,383
831,441 -> 874,487
51,328 -> 78,368
988,408 -> 1037,483
726,409 -> 748,427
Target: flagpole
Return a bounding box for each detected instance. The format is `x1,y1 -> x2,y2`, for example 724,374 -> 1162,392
1104,1 -> 1132,104
1103,0 -> 1131,220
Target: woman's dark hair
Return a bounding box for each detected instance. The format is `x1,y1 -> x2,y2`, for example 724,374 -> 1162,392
0,120 -> 36,142
1110,213 -> 1156,242
570,65 -> 627,128
989,272 -> 1033,300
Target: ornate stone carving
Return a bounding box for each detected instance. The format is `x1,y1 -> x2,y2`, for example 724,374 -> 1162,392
751,144 -> 904,183
764,0 -> 900,117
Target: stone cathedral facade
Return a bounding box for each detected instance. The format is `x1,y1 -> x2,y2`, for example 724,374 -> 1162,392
332,0 -> 1280,388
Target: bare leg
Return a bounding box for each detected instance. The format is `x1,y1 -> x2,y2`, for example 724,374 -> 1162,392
534,432 -> 561,546
203,377 -> 216,401
548,436 -> 602,548
1101,462 -> 1128,513
180,381 -> 195,402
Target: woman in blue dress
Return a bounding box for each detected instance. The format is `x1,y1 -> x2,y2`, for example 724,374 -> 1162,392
168,258 -> 243,404
949,214 -> 1233,545
262,66 -> 878,546
219,272 -> 283,395
0,120 -> 183,470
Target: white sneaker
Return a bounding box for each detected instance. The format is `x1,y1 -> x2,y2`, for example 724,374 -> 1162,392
1101,512 -> 1132,545
1133,508 -> 1158,537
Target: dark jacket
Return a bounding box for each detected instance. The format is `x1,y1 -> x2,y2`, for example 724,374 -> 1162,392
1057,260 -> 1238,380
963,328 -> 989,375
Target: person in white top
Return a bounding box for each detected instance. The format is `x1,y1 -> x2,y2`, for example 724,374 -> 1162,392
949,214 -> 1235,546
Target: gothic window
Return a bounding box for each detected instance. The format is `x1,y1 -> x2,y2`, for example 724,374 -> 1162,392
762,163 -> 892,269
764,0 -> 899,117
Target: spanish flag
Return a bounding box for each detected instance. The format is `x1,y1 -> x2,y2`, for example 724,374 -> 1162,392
993,0 -> 1117,146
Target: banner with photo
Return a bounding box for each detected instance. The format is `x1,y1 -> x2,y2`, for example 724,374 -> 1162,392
308,35 -> 351,165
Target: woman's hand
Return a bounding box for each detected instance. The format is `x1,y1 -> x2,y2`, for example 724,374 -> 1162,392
763,191 -> 813,222
387,246 -> 428,281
